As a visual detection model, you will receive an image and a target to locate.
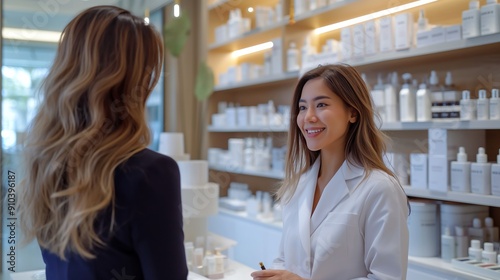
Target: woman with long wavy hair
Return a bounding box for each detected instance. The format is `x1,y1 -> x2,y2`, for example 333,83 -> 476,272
18,5 -> 187,279
251,64 -> 409,280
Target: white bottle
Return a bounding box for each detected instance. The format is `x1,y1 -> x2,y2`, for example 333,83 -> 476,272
429,70 -> 442,120
399,73 -> 416,122
477,89 -> 490,120
482,242 -> 497,263
441,226 -> 456,261
384,72 -> 400,122
450,147 -> 471,193
371,74 -> 387,122
485,217 -> 499,242
287,42 -> 300,72
417,9 -> 429,32
492,149 -> 500,196
455,226 -> 469,258
480,0 -> 500,35
462,0 -> 481,38
468,239 -> 483,261
416,80 -> 432,122
489,89 -> 500,120
460,90 -> 477,120
471,147 -> 492,195
468,218 -> 487,246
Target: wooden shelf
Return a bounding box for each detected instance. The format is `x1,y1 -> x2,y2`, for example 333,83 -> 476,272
404,186 -> 500,207
214,70 -> 299,92
209,164 -> 284,180
207,125 -> 288,132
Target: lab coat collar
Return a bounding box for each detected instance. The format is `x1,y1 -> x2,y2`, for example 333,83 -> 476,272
310,157 -> 364,235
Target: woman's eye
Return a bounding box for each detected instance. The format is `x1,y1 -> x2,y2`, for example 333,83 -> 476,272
317,103 -> 327,108
298,105 -> 306,111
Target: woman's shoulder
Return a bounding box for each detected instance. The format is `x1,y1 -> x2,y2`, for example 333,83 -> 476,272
125,148 -> 178,169
360,169 -> 403,196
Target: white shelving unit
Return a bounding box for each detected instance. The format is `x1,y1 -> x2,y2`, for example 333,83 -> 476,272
403,186 -> 500,207
213,71 -> 299,92
207,125 -> 288,132
209,164 -> 285,180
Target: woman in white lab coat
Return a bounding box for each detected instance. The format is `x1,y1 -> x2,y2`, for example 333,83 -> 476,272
251,64 -> 409,280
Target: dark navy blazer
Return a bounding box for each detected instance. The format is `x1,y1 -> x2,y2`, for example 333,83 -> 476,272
41,148 -> 188,280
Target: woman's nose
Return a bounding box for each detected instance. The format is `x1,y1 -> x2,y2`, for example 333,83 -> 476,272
305,108 -> 317,122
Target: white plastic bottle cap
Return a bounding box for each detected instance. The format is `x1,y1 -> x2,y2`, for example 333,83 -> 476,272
470,0 -> 480,9
484,242 -> 494,252
471,239 -> 481,248
492,89 -> 499,99
457,147 -> 467,162
456,226 -> 465,236
485,217 -> 494,228
476,147 -> 487,163
473,217 -> 482,228
479,89 -> 488,99
462,90 -> 471,100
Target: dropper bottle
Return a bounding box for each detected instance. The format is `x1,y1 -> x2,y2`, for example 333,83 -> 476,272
470,147 -> 491,195
450,147 -> 471,193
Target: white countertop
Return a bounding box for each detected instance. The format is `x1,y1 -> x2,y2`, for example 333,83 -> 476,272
8,259 -> 255,280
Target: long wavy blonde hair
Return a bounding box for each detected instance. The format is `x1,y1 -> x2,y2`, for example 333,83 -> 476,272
18,6 -> 164,259
276,64 -> 399,203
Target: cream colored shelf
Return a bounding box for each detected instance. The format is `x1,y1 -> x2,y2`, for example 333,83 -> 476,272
207,125 -> 288,132
209,164 -> 284,180
404,186 -> 500,207
380,120 -> 500,131
214,70 -> 299,92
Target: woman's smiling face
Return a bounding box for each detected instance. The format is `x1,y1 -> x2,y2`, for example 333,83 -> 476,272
297,77 -> 356,153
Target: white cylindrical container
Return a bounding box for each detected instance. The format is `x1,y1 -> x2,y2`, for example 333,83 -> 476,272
159,132 -> 187,160
460,90 -> 477,121
482,242 -> 497,263
408,200 -> 440,257
441,226 -> 456,261
177,160 -> 208,187
455,226 -> 469,258
468,239 -> 483,261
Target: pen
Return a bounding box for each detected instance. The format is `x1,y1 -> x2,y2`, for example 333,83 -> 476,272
259,262 -> 266,270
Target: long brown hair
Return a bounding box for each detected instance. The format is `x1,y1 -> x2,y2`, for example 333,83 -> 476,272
276,64 -> 398,203
18,5 -> 164,259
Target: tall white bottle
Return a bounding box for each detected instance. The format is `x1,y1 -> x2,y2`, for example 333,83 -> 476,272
462,0 -> 481,38
450,147 -> 471,193
455,226 -> 469,258
477,89 -> 490,120
416,79 -> 432,122
470,147 -> 491,195
485,217 -> 499,242
286,42 -> 300,72
469,218 -> 486,246
480,0 -> 500,35
492,149 -> 500,196
399,73 -> 416,122
460,90 -> 477,121
489,89 -> 500,120
441,226 -> 456,261
384,72 -> 399,122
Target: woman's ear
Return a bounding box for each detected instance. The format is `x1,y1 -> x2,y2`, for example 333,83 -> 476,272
349,107 -> 358,123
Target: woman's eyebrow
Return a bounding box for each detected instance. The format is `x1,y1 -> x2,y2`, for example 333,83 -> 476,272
299,95 -> 332,103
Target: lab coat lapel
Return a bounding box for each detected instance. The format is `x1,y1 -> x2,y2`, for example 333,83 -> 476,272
297,159 -> 320,269
310,160 -> 364,235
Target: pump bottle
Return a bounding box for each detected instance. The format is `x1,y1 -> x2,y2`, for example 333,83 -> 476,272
450,147 -> 471,193
471,147 -> 491,195
399,73 -> 416,122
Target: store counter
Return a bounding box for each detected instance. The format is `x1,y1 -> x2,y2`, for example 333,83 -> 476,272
8,259 -> 255,280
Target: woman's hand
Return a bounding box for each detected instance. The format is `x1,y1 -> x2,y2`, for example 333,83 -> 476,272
250,269 -> 307,280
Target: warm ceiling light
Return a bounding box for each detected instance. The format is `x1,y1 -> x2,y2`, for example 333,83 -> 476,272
248,7 -> 254,13
232,41 -> 274,57
174,4 -> 180,17
315,0 -> 438,34
2,27 -> 61,43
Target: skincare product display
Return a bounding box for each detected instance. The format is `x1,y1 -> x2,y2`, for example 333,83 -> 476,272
185,236 -> 235,278
211,101 -> 290,128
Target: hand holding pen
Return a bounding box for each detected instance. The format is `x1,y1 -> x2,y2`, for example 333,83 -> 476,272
251,262 -> 308,280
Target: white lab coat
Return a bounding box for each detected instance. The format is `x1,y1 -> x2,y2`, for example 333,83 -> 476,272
273,157 -> 409,280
